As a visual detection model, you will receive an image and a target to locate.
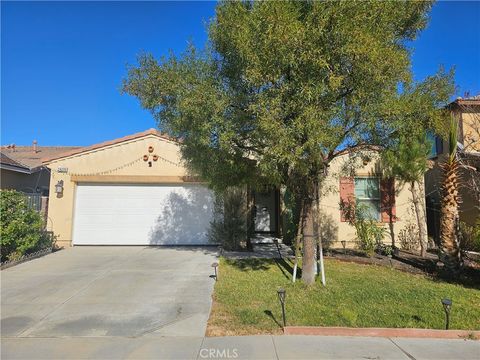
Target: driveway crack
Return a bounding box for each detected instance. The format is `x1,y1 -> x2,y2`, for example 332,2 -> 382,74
271,335 -> 280,360
388,337 -> 417,360
196,336 -> 207,360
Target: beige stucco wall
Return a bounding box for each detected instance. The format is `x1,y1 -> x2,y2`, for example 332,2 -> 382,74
45,135 -> 190,248
461,111 -> 480,152
457,109 -> 479,224
317,151 -> 424,250
46,133 -> 425,250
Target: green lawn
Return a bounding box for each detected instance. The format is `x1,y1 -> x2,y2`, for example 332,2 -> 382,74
207,258 -> 480,335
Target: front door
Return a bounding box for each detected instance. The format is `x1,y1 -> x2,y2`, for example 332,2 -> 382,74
254,190 -> 277,233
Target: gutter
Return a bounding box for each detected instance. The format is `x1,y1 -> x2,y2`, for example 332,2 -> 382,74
0,163 -> 32,174
0,163 -> 46,175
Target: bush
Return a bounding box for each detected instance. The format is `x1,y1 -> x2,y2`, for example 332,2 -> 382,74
459,220 -> 480,252
0,190 -> 51,262
398,222 -> 420,251
340,201 -> 386,256
208,187 -> 248,251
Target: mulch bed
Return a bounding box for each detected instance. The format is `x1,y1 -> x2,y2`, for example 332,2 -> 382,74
324,248 -> 480,287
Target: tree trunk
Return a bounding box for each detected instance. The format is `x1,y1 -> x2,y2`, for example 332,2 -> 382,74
302,202 -> 316,285
246,186 -> 254,251
292,204 -> 304,283
439,156 -> 461,277
313,182 -> 326,286
410,181 -> 427,257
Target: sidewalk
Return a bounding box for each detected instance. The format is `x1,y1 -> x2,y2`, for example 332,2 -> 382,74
2,335 -> 479,360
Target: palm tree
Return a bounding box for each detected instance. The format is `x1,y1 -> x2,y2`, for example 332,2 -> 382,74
439,115 -> 462,276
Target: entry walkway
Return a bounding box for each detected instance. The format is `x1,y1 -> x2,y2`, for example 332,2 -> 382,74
224,243 -> 294,259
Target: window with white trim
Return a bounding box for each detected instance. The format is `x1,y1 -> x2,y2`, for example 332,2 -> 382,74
354,177 -> 380,221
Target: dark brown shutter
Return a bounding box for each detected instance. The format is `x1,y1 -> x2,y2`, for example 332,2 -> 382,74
381,178 -> 396,222
339,177 -> 354,222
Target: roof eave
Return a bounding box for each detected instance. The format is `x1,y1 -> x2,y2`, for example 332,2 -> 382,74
42,129 -> 179,164
0,163 -> 31,174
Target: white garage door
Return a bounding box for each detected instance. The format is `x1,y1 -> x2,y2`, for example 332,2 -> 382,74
72,183 -> 214,245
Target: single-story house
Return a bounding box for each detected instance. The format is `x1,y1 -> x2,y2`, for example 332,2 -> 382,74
44,129 -> 423,250
1,143 -> 80,195
1,143 -> 80,214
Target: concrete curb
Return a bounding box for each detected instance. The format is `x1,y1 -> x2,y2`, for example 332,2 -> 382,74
284,326 -> 480,339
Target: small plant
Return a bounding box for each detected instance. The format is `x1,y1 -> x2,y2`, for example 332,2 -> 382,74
398,221 -> 420,251
340,201 -> 386,257
465,332 -> 479,341
208,186 -> 248,251
378,244 -> 394,257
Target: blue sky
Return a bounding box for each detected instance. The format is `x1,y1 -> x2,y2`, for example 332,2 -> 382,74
2,1 -> 479,146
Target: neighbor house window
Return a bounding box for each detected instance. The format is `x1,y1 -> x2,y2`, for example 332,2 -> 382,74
427,131 -> 443,158
354,177 -> 380,221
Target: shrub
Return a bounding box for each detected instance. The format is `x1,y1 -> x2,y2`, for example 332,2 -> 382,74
398,222 -> 420,251
459,220 -> 480,252
0,190 -> 51,262
340,201 -> 386,256
208,187 -> 248,251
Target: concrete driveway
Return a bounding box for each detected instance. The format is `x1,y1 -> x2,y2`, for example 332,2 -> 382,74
2,247 -> 479,360
1,246 -> 217,338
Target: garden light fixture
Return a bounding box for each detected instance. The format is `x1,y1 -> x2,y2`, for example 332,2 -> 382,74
277,288 -> 286,328
211,262 -> 219,281
388,254 -> 393,268
273,238 -> 282,258
441,298 -> 452,330
55,180 -> 64,195
341,240 -> 346,254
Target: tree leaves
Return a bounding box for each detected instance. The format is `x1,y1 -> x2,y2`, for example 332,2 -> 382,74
122,1 -> 452,192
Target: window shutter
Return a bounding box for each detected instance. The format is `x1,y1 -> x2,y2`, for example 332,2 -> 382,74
381,178 -> 396,222
339,177 -> 354,222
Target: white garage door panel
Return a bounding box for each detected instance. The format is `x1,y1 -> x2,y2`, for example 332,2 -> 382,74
73,184 -> 214,245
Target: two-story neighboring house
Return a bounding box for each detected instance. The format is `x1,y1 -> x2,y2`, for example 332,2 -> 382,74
425,95 -> 480,242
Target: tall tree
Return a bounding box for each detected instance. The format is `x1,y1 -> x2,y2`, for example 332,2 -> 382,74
123,1 -> 452,285
382,135 -> 430,257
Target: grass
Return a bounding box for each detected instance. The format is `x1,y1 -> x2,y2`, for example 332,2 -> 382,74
206,258 -> 480,335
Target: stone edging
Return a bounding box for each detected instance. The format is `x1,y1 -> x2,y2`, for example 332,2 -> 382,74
283,326 -> 480,339
0,247 -> 54,270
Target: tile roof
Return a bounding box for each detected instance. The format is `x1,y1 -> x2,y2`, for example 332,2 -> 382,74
462,95 -> 480,101
42,128 -> 179,163
0,152 -> 30,171
450,94 -> 480,107
2,145 -> 81,170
